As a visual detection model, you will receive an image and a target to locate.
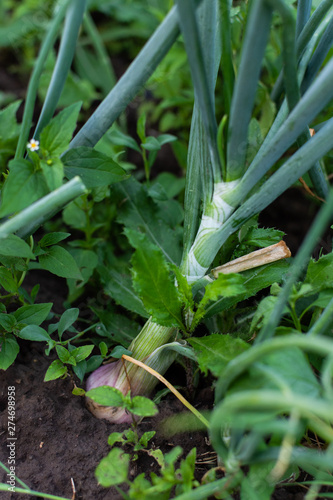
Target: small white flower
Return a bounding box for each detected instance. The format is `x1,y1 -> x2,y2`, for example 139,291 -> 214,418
27,138 -> 40,152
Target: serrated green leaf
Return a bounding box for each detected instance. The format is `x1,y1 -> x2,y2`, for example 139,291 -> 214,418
40,158 -> 64,190
95,448 -> 129,487
40,102 -> 82,155
13,303 -> 52,326
0,268 -> 17,294
86,386 -> 125,407
44,359 -> 67,381
39,245 -> 82,279
205,260 -> 290,318
189,334 -> 250,377
98,265 -> 149,319
0,159 -> 48,217
129,396 -> 158,417
127,229 -> 184,328
192,274 -> 245,330
39,232 -> 71,247
63,146 -> 128,187
0,334 -> 19,370
17,325 -> 51,342
58,308 -> 79,337
116,178 -> 182,265
0,234 -> 35,259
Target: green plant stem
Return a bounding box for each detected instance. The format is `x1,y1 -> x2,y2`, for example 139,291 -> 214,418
0,462 -> 70,499
0,484 -> 70,500
15,0 -> 71,159
82,12 -> 116,93
307,297 -> 333,337
215,334 -> 333,401
0,177 -> 87,239
34,0 -> 87,138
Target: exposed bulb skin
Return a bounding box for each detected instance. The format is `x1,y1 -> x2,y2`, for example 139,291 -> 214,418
85,360 -> 133,423
85,320 -> 177,423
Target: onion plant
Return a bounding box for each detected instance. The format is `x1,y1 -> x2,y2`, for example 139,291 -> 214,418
1,0 -> 333,482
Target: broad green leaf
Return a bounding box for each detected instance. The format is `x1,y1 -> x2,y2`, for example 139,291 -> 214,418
107,126 -> 141,152
63,147 -> 128,187
241,462 -> 275,500
0,234 -> 35,259
40,102 -> 82,155
44,360 -> 67,381
115,178 -> 182,265
108,432 -> 125,447
240,227 -> 285,248
62,200 -> 86,229
189,334 -> 250,377
58,308 -> 79,338
39,232 -> 70,247
0,159 -> 48,217
250,296 -> 279,333
95,448 -> 129,487
0,100 -> 21,141
98,265 -> 149,319
257,347 -> 321,398
127,229 -> 184,328
192,274 -> 245,330
204,261 -> 290,318
94,310 -> 141,347
56,345 -> 72,364
86,386 -> 125,407
71,345 -> 94,363
304,253 -> 333,294
18,325 -> 51,342
13,303 -> 52,326
40,158 -> 64,190
129,396 -> 158,417
0,334 -> 20,370
39,246 -> 83,279
0,268 -> 17,294
0,313 -> 16,332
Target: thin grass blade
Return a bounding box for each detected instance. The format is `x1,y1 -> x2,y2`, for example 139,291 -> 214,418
227,0 -> 272,181
15,0 -> 71,159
